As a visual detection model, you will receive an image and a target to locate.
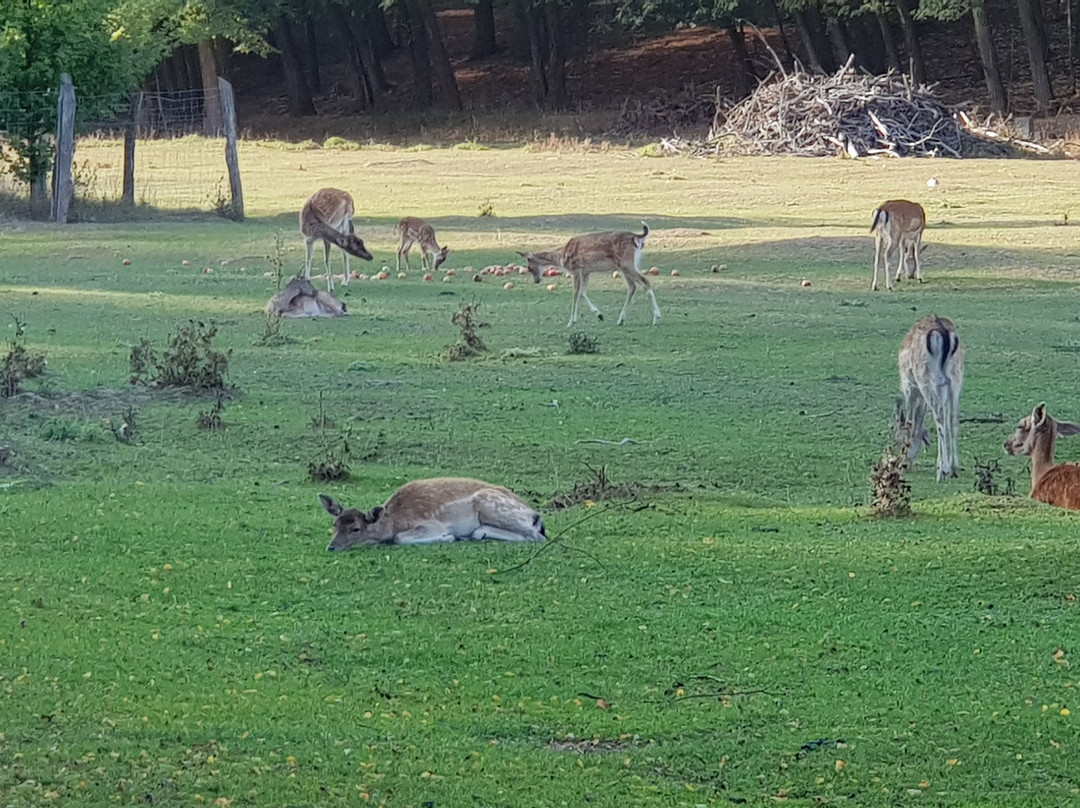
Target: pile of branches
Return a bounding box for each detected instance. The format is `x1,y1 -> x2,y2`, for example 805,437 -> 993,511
664,59 -> 979,158
610,83 -> 720,136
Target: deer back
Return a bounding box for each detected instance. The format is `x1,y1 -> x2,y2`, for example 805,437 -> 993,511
872,200 -> 926,241
899,315 -> 963,395
562,227 -> 649,274
302,188 -> 354,235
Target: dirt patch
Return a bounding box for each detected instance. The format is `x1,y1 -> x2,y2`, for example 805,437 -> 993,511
548,735 -> 651,754
549,464 -> 678,510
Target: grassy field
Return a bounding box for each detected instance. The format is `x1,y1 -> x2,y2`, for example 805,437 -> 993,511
2,144 -> 1080,807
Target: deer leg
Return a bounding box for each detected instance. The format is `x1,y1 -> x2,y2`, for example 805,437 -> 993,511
893,243 -> 906,286
303,237 -> 315,281
578,272 -> 604,321
395,523 -> 458,544
904,391 -> 928,464
341,247 -> 351,286
469,525 -> 544,542
913,236 -> 925,283
872,239 -> 886,291
616,274 -> 640,325
568,271 -> 583,326
322,240 -> 335,292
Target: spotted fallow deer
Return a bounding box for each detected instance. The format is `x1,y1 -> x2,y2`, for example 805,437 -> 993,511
1004,403 -> 1080,510
518,222 -> 661,326
300,188 -> 373,292
396,217 -> 451,273
896,315 -> 964,481
871,200 -> 926,291
319,478 -> 547,550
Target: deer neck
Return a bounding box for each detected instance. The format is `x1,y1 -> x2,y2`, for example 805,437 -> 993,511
1029,432 -> 1058,491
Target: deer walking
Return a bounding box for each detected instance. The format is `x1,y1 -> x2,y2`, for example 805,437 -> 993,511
871,200 -> 926,291
319,477 -> 547,550
300,188 -> 373,291
896,315 -> 964,481
518,223 -> 661,326
1004,403 -> 1080,510
396,217 -> 451,273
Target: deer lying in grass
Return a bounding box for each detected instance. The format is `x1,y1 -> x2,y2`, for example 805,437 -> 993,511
871,200 -> 926,291
896,314 -> 964,480
300,188 -> 373,291
319,477 -> 547,549
518,223 -> 661,326
266,275 -> 347,318
1004,403 -> 1080,510
396,217 -> 450,273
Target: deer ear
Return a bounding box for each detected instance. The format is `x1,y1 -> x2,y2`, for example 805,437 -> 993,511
1056,421 -> 1080,437
516,251 -> 529,258
366,505 -> 384,523
1033,402 -> 1048,426
319,494 -> 343,516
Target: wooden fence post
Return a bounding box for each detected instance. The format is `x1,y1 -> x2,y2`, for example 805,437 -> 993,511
122,91 -> 143,206
218,78 -> 244,221
51,73 -> 76,223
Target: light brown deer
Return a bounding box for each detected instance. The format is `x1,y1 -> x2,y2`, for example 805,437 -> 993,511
871,200 -> 926,291
897,315 -> 964,481
319,477 -> 547,549
266,275 -> 348,318
396,217 -> 451,273
518,223 -> 661,326
1004,403 -> 1080,510
300,188 -> 373,291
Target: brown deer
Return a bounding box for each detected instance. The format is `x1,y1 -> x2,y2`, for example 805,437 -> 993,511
1004,403 -> 1080,510
319,478 -> 547,549
871,200 -> 926,291
897,315 -> 964,480
300,188 -> 373,291
266,275 -> 348,318
396,217 -> 451,273
518,223 -> 661,326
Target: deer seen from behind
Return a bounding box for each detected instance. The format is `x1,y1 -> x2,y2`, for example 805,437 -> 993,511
1004,403 -> 1080,510
518,223 -> 661,326
300,188 -> 373,291
396,217 -> 451,273
896,314 -> 964,481
871,200 -> 926,291
319,477 -> 547,550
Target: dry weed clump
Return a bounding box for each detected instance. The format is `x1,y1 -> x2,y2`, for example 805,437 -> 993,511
445,302 -> 488,361
549,465 -> 648,510
130,321 -> 232,391
870,438 -> 913,518
2,317 -> 47,397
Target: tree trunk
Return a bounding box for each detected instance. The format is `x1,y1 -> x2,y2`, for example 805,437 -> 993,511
793,7 -> 836,72
1016,0 -> 1054,111
725,23 -> 755,98
472,0 -> 498,59
197,38 -> 223,134
893,0 -> 926,85
543,3 -> 568,109
304,16 -> 323,94
336,5 -> 375,110
421,0 -> 462,109
275,20 -> 317,116
516,5 -> 549,106
827,18 -> 852,67
213,37 -> 232,81
765,0 -> 796,68
181,45 -> 201,91
970,0 -> 1008,113
876,10 -> 903,72
367,5 -> 396,57
403,0 -> 434,108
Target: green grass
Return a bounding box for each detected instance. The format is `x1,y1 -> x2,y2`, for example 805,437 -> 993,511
2,147 -> 1080,807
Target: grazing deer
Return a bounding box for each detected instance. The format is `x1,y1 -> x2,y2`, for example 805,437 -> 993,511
1004,403 -> 1080,510
319,477 -> 547,550
300,188 -> 373,291
897,315 -> 964,481
266,275 -> 348,318
518,223 -> 661,326
396,217 -> 451,273
871,200 -> 926,291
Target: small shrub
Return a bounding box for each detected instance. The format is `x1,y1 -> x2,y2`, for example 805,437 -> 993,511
110,407 -> 138,443
196,396 -> 226,431
1,317 -> 47,397
478,199 -> 495,217
130,321 -> 232,391
972,457 -> 1015,496
870,439 -> 913,518
37,417 -> 107,443
254,309 -> 290,347
445,302 -> 488,361
309,433 -> 352,482
568,331 -> 600,354
208,177 -> 241,221
267,230 -> 288,291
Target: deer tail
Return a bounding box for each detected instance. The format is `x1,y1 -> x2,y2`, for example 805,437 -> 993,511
870,207 -> 887,234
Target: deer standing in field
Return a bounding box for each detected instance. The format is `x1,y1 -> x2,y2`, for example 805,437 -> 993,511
396,217 -> 451,273
518,223 -> 661,326
1004,403 -> 1080,510
300,188 -> 373,291
319,477 -> 547,549
871,200 -> 926,291
896,315 -> 964,481
266,275 -> 348,318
